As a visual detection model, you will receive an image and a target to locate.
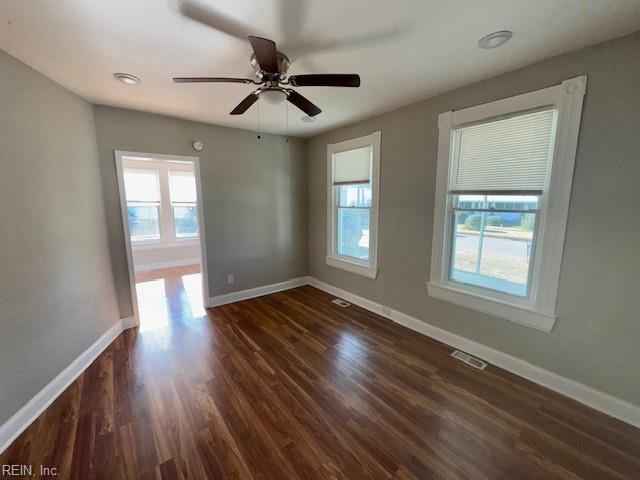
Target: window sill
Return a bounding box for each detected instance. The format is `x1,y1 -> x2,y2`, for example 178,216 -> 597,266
326,256 -> 378,279
133,238 -> 199,251
427,281 -> 555,332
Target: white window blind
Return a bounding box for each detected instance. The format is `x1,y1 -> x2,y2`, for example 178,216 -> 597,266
449,109 -> 557,193
169,171 -> 197,203
333,146 -> 372,185
124,169 -> 161,202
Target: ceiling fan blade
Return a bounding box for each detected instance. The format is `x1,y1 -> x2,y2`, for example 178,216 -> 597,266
173,77 -> 257,84
284,26 -> 405,60
288,74 -> 360,87
230,91 -> 260,115
248,36 -> 279,74
287,90 -> 321,117
178,0 -> 250,41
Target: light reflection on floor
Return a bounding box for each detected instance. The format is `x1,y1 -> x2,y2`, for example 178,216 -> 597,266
136,278 -> 166,300
185,291 -> 207,318
181,273 -> 202,293
137,297 -> 171,332
134,265 -> 205,332
336,331 -> 365,363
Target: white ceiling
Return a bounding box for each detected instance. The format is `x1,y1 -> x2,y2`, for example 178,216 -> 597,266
2,0 -> 640,137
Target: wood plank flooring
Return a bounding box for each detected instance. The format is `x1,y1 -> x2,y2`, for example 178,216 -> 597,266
2,267 -> 639,479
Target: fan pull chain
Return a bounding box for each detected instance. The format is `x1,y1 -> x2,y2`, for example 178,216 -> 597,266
286,100 -> 290,163
256,97 -> 262,140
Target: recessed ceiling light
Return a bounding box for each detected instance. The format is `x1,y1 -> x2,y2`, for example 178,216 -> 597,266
478,30 -> 513,49
113,73 -> 141,85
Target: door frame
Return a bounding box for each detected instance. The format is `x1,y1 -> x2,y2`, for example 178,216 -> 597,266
114,150 -> 211,326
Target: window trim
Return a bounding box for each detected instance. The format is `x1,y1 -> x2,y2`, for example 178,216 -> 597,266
123,159 -> 200,246
428,76 -> 587,332
326,131 -> 381,279
168,168 -> 199,238
123,167 -> 163,244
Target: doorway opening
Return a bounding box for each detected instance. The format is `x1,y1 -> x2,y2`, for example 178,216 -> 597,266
115,151 -> 210,331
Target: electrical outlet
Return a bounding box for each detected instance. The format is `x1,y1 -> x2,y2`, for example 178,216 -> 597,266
227,274 -> 234,284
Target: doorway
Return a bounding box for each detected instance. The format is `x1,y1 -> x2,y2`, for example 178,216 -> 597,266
114,151 -> 210,331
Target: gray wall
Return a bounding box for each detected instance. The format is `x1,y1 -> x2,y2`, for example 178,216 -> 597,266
0,51 -> 120,424
93,106 -> 307,318
306,33 -> 640,405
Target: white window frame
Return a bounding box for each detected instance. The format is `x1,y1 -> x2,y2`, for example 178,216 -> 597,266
326,131 -> 381,279
428,76 -> 587,332
168,169 -> 199,239
123,158 -> 200,248
123,167 -> 162,243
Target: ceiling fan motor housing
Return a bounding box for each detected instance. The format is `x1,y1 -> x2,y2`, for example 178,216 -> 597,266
250,52 -> 290,80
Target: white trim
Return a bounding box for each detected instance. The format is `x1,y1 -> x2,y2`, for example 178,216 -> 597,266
0,317 -> 135,454
306,277 -> 640,429
134,258 -> 201,273
114,151 -> 211,320
326,131 -> 381,279
209,277 -> 309,307
429,76 -> 587,330
115,154 -> 141,324
193,154 -> 212,307
427,282 -> 554,332
120,316 -> 136,329
325,256 -> 378,279
132,238 -> 199,251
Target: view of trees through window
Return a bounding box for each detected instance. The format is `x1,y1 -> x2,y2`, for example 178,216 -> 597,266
451,195 -> 539,297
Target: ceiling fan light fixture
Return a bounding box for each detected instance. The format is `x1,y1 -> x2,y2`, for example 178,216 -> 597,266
113,72 -> 141,85
260,88 -> 286,105
478,30 -> 513,49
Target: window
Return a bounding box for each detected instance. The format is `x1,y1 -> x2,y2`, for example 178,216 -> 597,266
327,132 -> 381,279
169,170 -> 199,237
451,194 -> 540,297
429,76 -> 587,332
124,169 -> 161,241
122,160 -> 199,245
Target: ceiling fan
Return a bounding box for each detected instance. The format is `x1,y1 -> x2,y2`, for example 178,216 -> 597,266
173,36 -> 360,117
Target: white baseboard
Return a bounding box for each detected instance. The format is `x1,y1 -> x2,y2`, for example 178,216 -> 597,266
134,258 -> 200,273
307,277 -> 640,429
209,277 -> 309,307
0,317 -> 135,454
120,315 -> 137,329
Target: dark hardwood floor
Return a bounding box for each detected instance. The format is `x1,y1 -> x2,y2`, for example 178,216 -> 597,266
2,267 -> 639,479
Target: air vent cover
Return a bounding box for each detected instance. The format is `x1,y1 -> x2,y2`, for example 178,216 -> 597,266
331,298 -> 351,308
451,350 -> 487,370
